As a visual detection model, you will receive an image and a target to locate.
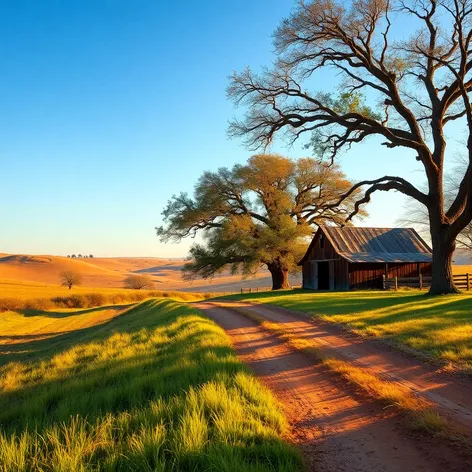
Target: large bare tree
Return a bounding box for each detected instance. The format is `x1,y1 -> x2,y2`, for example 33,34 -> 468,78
400,157 -> 472,250
228,0 -> 472,294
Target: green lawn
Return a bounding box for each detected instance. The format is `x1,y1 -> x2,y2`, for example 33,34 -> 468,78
0,299 -> 302,471
221,290 -> 472,369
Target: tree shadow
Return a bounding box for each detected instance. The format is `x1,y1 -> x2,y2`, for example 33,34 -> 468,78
20,303 -> 133,318
0,298 -> 304,470
0,303 -> 141,365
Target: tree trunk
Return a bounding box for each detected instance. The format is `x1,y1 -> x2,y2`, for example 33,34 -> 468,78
429,226 -> 458,294
268,262 -> 290,290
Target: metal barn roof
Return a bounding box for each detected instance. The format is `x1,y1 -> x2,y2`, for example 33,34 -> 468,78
299,226 -> 432,264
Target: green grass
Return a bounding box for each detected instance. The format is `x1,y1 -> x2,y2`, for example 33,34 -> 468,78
219,289 -> 472,369
0,299 -> 302,471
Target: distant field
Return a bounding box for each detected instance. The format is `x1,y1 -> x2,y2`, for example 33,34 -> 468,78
0,253 -> 287,292
0,278 -> 211,302
0,299 -> 301,471
224,289 -> 472,370
453,264 -> 472,274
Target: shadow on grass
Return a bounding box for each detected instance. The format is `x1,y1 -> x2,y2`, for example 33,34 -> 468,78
0,304 -> 140,366
0,299 -> 302,471
215,289 -> 472,366
21,303 -> 134,318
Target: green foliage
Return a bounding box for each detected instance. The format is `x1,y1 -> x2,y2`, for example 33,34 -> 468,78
331,92 -> 381,120
0,299 -> 302,471
158,154 -> 362,288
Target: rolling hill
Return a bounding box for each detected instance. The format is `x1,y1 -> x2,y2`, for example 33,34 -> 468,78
0,253 -> 301,292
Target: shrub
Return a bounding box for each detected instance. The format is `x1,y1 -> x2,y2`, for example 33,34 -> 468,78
123,274 -> 154,290
110,294 -> 126,304
85,293 -> 106,307
51,295 -> 87,309
0,298 -> 22,312
24,298 -> 54,311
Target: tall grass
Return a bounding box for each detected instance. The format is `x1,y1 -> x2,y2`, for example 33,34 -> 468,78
0,299 -> 301,471
0,289 -> 212,312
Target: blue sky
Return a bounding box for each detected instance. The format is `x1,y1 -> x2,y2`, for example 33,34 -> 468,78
0,1 -> 451,257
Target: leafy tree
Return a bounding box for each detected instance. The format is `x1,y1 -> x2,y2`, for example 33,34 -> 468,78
60,271 -> 82,290
124,274 -> 155,290
71,254 -> 76,258
228,0 -> 472,294
89,254 -> 94,258
157,154 -> 363,290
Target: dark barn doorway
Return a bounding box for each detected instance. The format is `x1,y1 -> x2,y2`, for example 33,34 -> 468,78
318,261 -> 330,290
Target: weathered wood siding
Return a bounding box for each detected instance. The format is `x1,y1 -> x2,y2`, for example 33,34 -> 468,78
302,228 -> 432,290
302,230 -> 349,289
349,262 -> 432,290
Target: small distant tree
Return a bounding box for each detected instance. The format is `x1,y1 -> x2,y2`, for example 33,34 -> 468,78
89,254 -> 94,258
124,274 -> 155,290
71,254 -> 76,258
60,271 -> 82,290
67,255 -> 71,258
78,254 -> 83,258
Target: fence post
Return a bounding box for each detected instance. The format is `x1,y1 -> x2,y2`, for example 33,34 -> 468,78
382,274 -> 386,290
467,273 -> 470,291
241,288 -> 243,294
419,274 -> 423,290
249,287 -> 252,293
257,287 -> 259,292
395,276 -> 398,291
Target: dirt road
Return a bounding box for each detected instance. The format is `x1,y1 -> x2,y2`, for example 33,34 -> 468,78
195,301 -> 470,472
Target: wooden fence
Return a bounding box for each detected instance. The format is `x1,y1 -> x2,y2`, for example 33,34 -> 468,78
240,285 -> 301,294
240,287 -> 265,294
383,273 -> 471,290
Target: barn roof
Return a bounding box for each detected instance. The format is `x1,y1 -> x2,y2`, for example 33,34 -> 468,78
299,226 -> 432,264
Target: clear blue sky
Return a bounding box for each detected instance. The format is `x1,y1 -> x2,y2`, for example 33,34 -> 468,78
0,1 -> 449,257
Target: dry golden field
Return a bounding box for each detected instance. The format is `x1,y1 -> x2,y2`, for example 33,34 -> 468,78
453,264 -> 472,274
0,253 -> 281,295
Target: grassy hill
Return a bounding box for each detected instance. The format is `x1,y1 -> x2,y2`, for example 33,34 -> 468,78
0,298 -> 302,471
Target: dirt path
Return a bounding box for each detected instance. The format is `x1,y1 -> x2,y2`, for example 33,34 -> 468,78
213,301 -> 472,432
195,301 -> 469,472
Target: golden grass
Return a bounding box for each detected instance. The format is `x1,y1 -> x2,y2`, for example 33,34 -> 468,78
0,278 -> 215,316
453,265 -> 472,274
0,278 -> 188,300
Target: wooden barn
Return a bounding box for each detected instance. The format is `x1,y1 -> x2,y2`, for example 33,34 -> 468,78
299,226 -> 432,290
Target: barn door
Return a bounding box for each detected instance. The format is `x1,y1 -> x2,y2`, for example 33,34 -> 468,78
329,261 -> 335,290
311,261 -> 318,289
